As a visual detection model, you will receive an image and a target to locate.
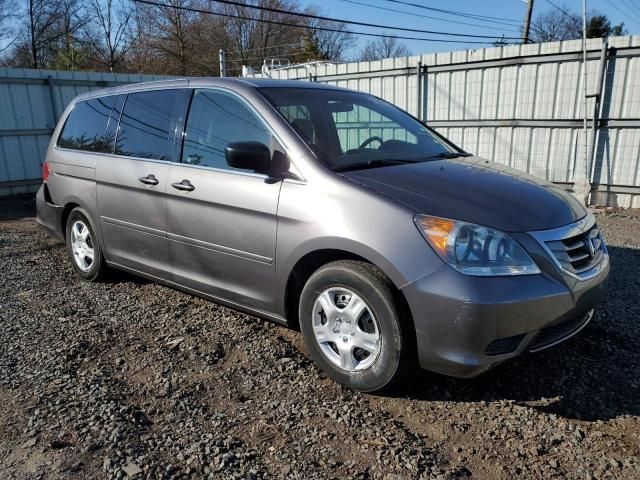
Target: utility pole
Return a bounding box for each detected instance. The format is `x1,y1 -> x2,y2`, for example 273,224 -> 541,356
219,49 -> 226,77
572,0 -> 591,206
521,0 -> 534,44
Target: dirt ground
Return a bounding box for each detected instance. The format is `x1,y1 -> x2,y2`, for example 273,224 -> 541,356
0,196 -> 638,479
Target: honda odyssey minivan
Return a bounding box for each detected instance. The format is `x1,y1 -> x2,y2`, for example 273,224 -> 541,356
36,78 -> 609,392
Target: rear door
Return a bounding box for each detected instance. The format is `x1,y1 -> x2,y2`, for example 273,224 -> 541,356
166,88 -> 282,311
96,88 -> 189,278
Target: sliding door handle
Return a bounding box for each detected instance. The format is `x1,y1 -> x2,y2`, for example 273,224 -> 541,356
171,179 -> 195,192
139,174 -> 159,186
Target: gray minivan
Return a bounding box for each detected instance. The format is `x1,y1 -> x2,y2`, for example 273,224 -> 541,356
36,78 -> 609,392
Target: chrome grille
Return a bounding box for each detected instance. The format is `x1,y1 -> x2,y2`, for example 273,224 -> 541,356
544,226 -> 605,275
529,214 -> 608,281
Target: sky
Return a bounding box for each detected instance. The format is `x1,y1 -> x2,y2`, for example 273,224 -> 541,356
1,0 -> 638,61
303,0 -> 640,57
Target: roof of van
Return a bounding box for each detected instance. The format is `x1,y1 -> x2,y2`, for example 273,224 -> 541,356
72,77 -> 347,103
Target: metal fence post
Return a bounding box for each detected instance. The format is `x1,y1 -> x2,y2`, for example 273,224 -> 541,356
45,76 -> 59,126
588,40 -> 609,185
219,49 -> 226,77
416,60 -> 422,121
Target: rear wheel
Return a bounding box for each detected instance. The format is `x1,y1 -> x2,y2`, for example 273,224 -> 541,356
299,260 -> 414,392
65,207 -> 106,281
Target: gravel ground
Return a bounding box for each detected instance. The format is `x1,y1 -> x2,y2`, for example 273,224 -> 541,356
0,196 -> 638,479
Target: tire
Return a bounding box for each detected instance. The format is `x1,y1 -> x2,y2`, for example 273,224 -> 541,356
65,207 -> 107,282
299,260 -> 415,392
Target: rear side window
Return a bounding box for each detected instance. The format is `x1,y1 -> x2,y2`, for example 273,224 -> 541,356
182,89 -> 271,170
57,96 -> 116,152
116,90 -> 180,160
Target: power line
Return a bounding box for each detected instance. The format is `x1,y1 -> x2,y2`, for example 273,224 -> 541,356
607,0 -> 640,28
619,0 -> 640,18
542,0 -> 575,20
337,0 -> 524,34
132,0 -> 496,45
379,0 -> 523,24
201,0 -> 524,40
543,0 -> 640,32
227,42 -> 302,55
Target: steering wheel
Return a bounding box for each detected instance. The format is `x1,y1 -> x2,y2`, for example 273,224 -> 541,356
359,136 -> 384,149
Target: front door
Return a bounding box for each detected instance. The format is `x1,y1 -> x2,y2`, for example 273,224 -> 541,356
166,88 -> 282,311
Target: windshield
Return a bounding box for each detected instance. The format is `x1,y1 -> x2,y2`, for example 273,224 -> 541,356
259,87 -> 461,171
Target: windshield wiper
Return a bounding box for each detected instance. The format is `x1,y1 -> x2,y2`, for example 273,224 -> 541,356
333,158 -> 416,172
425,151 -> 472,159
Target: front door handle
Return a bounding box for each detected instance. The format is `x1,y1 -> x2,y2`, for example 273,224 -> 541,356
171,179 -> 195,192
139,174 -> 159,186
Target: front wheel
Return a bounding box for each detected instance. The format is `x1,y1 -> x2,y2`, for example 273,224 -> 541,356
299,260 -> 415,392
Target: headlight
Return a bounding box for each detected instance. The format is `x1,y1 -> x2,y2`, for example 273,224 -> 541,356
414,215 -> 540,276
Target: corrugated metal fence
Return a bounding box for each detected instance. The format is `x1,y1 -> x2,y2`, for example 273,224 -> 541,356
2,37 -> 639,205
261,36 -> 640,207
0,68 -> 173,197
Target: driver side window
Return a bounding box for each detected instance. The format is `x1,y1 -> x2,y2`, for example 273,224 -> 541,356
331,104 -> 418,153
182,89 -> 271,171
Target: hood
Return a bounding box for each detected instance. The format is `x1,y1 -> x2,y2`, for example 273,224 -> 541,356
342,156 -> 587,232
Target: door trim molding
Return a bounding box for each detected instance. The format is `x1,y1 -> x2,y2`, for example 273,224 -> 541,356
167,231 -> 273,264
101,215 -> 166,238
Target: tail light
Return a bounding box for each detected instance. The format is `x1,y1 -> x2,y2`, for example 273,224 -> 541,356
42,161 -> 50,182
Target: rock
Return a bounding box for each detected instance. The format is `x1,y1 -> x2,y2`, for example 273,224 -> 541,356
166,338 -> 185,350
22,438 -> 37,448
121,463 -> 142,477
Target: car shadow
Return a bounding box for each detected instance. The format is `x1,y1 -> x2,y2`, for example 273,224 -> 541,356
0,195 -> 36,220
102,269 -> 152,286
390,245 -> 639,422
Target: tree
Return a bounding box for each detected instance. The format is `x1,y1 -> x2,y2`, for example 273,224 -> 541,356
134,0 -> 199,75
51,0 -> 90,70
84,0 -> 135,72
358,36 -> 410,61
0,0 -> 18,54
585,14 -> 627,39
298,9 -> 355,61
26,0 -> 64,68
493,35 -> 509,47
531,6 -> 627,43
220,0 -> 307,75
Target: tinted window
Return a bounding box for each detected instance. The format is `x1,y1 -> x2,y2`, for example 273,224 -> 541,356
331,104 -> 418,152
260,88 -> 455,171
103,95 -> 126,154
58,96 -> 116,152
277,105 -> 316,144
182,89 -> 271,170
116,90 -> 179,160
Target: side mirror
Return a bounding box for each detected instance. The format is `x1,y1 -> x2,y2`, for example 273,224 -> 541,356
225,141 -> 271,172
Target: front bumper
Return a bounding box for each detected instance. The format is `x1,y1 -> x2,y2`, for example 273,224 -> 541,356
401,254 -> 609,378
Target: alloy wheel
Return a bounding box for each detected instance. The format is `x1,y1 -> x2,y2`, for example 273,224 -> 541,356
311,288 -> 381,371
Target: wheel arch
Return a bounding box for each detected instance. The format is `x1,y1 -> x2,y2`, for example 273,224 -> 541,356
60,202 -> 81,239
282,246 -> 415,338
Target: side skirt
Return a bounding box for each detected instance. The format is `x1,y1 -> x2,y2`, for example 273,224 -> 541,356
105,260 -> 289,326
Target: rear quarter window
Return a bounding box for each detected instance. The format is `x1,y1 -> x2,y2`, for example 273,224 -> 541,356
57,96 -> 117,152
